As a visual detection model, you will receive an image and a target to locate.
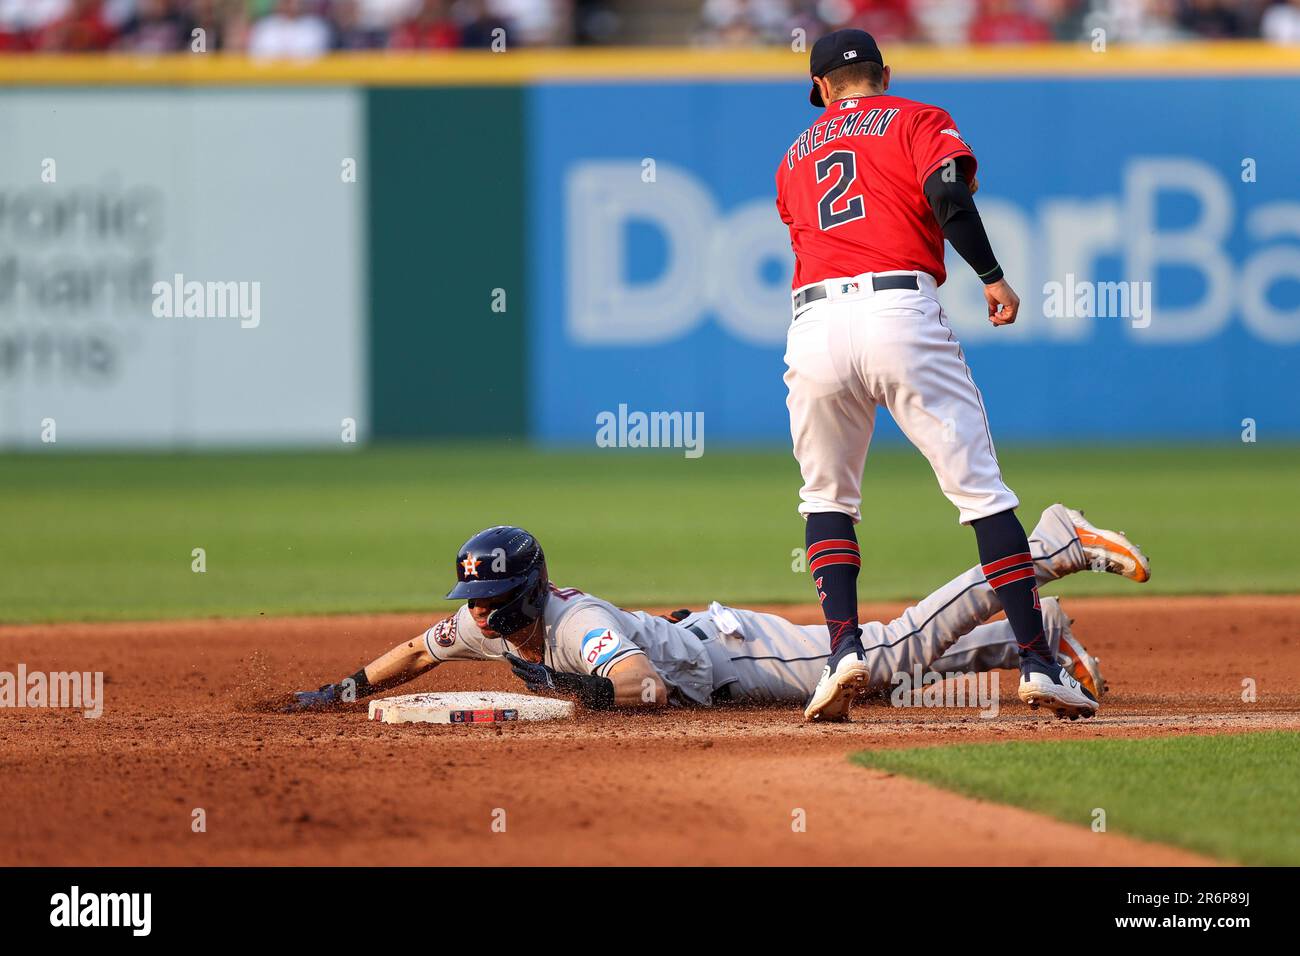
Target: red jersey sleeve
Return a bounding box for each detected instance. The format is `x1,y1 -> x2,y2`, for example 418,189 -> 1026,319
775,191 -> 793,227
909,107 -> 977,186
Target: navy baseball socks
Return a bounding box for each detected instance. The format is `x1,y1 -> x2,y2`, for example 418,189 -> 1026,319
971,509 -> 1058,678
806,512 -> 864,665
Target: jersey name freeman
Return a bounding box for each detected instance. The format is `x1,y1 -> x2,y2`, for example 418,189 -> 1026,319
774,94 -> 976,287
785,107 -> 900,170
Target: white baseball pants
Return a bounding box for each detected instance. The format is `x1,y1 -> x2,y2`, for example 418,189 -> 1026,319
783,270 -> 1018,524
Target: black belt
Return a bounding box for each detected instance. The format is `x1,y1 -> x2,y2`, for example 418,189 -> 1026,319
792,274 -> 920,314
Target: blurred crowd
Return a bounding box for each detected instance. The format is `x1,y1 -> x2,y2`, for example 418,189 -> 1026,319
699,1 -> 1300,46
0,0 -> 581,52
2,0 -> 1300,54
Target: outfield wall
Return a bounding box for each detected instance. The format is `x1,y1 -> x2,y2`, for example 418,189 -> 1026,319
0,88 -> 365,447
532,73 -> 1300,444
2,47 -> 1298,448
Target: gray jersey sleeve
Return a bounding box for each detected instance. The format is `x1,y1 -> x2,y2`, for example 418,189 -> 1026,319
550,603 -> 646,678
421,606 -> 496,663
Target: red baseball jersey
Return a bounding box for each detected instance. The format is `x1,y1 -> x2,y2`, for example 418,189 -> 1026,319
775,94 -> 976,288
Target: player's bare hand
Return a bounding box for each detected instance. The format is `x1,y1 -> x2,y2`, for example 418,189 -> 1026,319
984,279 -> 1019,326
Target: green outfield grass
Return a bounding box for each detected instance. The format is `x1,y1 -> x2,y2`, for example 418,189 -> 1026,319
1,443 -> 1297,622
852,732 -> 1300,865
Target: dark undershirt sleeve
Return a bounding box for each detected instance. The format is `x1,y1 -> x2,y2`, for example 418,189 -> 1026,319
922,167 -> 1004,285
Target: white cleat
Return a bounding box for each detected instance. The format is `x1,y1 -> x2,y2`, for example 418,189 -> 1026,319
1019,665 -> 1099,721
1067,507 -> 1151,583
804,651 -> 870,722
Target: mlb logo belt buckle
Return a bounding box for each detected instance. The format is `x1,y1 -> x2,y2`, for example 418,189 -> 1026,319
791,274 -> 921,317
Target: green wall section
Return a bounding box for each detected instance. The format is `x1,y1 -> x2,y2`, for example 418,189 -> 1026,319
367,88 -> 528,438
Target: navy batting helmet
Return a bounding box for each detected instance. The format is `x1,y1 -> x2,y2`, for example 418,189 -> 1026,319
446,526 -> 549,638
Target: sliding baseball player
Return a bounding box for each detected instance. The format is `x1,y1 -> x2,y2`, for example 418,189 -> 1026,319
288,504 -> 1149,721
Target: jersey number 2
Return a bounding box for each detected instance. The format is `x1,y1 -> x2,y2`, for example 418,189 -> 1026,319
816,150 -> 865,231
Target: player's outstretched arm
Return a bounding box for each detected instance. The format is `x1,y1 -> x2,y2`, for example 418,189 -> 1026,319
285,633 -> 438,712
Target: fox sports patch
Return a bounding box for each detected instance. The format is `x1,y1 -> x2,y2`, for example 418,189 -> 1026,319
581,628 -> 623,668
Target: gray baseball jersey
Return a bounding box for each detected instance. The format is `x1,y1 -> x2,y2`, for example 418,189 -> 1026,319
422,588 -> 716,705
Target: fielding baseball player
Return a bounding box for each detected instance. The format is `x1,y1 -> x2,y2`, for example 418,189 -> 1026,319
288,506 -> 1149,720
775,29 -> 1088,721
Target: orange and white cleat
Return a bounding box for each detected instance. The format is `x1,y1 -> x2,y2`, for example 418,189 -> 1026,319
1067,507 -> 1151,583
1053,608 -> 1107,700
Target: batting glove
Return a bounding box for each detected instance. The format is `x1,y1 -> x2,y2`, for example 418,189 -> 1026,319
503,652 -> 555,693
503,653 -> 617,709
286,683 -> 344,712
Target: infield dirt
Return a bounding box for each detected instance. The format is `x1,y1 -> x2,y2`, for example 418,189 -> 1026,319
2,596 -> 1297,866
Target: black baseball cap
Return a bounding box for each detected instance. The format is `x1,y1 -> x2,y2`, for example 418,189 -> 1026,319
809,29 -> 884,107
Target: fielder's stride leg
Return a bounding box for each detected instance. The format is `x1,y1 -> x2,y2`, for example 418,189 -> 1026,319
970,510 -> 1066,674
800,511 -> 870,720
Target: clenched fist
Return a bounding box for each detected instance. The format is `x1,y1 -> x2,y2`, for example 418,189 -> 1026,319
984,278 -> 1020,327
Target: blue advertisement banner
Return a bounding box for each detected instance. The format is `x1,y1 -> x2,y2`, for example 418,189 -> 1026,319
528,77 -> 1300,445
